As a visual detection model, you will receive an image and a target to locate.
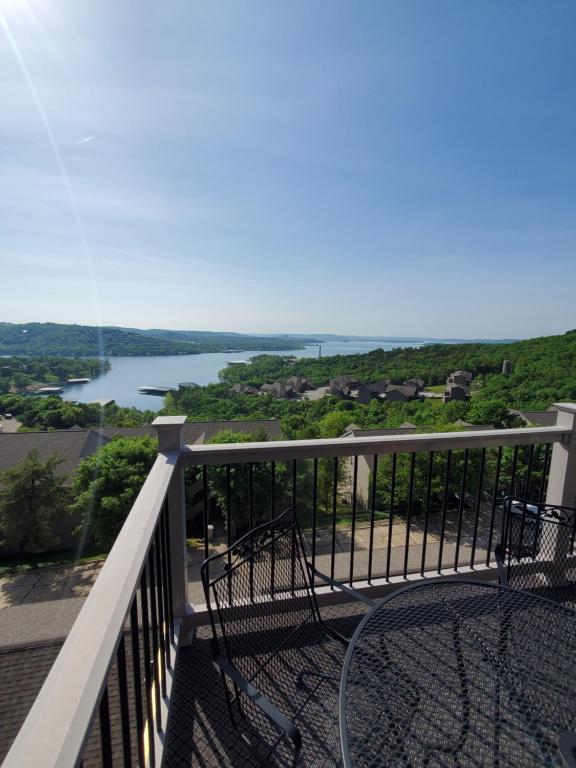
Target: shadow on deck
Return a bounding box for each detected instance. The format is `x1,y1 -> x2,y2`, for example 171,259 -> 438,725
163,600 -> 369,767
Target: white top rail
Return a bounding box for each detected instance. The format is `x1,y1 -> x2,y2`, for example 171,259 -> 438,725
180,425 -> 570,466
4,451 -> 178,768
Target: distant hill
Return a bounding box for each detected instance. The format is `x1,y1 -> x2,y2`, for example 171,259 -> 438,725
0,323 -> 317,357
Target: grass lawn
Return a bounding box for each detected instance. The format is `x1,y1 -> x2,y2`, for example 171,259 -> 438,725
425,384 -> 446,394
0,545 -> 108,577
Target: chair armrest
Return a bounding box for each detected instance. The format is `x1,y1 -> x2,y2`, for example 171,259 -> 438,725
494,543 -> 509,587
309,565 -> 377,607
215,655 -> 302,754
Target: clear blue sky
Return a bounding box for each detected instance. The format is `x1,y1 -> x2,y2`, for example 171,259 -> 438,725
1,1 -> 575,338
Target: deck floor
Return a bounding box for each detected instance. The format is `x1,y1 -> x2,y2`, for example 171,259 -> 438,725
162,600 -> 369,767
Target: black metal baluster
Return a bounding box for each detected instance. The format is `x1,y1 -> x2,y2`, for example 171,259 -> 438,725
270,461 -> 276,595
116,635 -> 132,768
130,598 -> 145,768
403,454 -> 416,578
162,506 -> 175,643
420,452 -> 434,576
249,462 -> 255,601
140,569 -> 155,767
271,461 -> 276,519
349,456 -> 358,585
291,459 -> 297,593
203,465 -> 209,560
368,454 -> 378,583
99,685 -> 113,768
486,447 -> 503,566
523,444 -> 535,500
159,510 -> 171,668
330,457 -> 338,588
386,454 -> 397,580
225,464 -> 232,550
312,459 -> 318,577
509,446 -> 519,497
147,548 -> 162,731
438,450 -> 451,573
454,450 -> 469,570
539,443 -> 551,503
154,528 -> 167,694
470,448 -> 486,568
248,463 -> 254,530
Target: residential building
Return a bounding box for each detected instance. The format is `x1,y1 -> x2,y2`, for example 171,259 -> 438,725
384,384 -> 419,402
443,383 -> 469,403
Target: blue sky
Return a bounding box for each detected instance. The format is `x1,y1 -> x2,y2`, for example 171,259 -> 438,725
1,1 -> 575,338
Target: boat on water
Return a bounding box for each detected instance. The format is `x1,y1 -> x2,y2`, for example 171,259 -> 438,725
137,385 -> 176,396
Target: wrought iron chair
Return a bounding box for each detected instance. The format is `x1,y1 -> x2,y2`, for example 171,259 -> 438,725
201,508 -> 375,767
495,496 -> 576,606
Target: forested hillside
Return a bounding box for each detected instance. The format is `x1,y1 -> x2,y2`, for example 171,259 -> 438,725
0,323 -> 312,357
221,330 -> 576,409
163,330 -> 576,437
0,357 -> 109,394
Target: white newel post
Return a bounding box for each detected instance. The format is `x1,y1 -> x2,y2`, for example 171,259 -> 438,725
545,404 -> 576,509
153,416 -> 195,645
545,404 -> 576,568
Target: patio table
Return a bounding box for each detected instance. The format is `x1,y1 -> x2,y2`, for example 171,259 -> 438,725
339,580 -> 576,767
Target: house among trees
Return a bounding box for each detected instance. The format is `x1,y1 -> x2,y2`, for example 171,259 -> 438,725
329,375 -> 362,398
443,370 -> 473,403
443,383 -> 469,403
285,375 -> 311,393
259,381 -> 296,398
230,383 -> 259,395
366,378 -> 390,396
404,378 -> 425,391
447,371 -> 473,387
384,383 -> 419,402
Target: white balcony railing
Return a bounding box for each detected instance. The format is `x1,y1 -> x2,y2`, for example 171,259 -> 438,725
5,404 -> 576,767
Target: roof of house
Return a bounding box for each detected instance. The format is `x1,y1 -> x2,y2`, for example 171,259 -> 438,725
445,382 -> 469,392
0,430 -> 109,483
508,409 -> 557,427
0,420 -> 282,480
330,375 -> 361,388
385,384 -> 418,397
95,419 -> 282,444
343,422 -> 418,438
454,419 -> 495,431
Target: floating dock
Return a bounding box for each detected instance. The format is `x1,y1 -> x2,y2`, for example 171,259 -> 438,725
67,378 -> 91,384
36,386 -> 64,395
137,386 -> 176,396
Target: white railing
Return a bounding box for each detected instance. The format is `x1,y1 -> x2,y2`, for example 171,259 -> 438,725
4,405 -> 576,767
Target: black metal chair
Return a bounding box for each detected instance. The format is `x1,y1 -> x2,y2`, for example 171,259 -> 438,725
495,496 -> 576,607
201,508 -> 375,767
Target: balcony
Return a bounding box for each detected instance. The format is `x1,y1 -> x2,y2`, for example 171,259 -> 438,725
4,404 -> 576,767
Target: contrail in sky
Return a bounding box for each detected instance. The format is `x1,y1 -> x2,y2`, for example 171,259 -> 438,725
76,136 -> 95,144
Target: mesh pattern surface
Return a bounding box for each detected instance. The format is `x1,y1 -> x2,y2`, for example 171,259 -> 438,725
201,511 -> 362,766
501,499 -> 576,606
342,581 -> 576,768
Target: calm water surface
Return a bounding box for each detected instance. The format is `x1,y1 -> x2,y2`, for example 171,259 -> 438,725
62,340 -> 425,411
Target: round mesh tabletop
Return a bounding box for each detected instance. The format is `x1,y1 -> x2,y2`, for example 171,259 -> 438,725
339,580 -> 576,767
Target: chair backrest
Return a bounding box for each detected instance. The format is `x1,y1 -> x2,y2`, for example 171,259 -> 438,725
499,496 -> 576,603
201,509 -> 320,682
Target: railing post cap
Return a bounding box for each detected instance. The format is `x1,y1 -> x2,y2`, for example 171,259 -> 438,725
152,415 -> 187,451
152,415 -> 187,428
552,403 -> 576,415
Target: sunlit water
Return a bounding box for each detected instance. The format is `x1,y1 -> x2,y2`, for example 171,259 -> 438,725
61,340 -> 428,411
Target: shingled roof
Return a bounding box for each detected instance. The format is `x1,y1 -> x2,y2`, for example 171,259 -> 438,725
0,430 -> 108,484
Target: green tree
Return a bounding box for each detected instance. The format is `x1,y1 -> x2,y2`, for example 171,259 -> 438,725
71,436 -> 157,547
0,450 -> 69,555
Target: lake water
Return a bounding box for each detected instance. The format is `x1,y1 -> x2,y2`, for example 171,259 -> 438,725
62,340 -> 426,411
